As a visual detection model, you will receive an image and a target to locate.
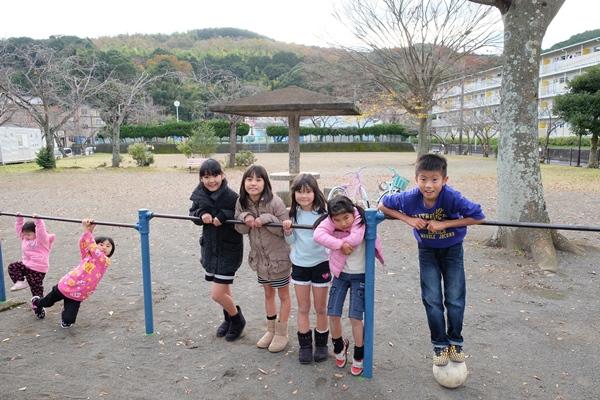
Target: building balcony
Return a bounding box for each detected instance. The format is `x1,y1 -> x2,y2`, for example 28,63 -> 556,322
540,50 -> 600,76
539,83 -> 568,98
463,78 -> 501,94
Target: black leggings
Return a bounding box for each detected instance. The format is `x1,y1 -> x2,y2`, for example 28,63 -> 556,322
38,285 -> 82,325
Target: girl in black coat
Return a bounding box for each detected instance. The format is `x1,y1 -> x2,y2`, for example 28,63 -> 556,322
189,159 -> 245,341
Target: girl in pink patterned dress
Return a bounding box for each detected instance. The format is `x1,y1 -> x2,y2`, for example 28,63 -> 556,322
31,219 -> 115,328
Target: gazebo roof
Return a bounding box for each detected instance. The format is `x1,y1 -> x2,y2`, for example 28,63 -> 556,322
208,86 -> 361,117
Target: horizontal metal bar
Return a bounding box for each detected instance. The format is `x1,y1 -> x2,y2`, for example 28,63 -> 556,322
482,220 -> 600,232
381,215 -> 600,233
151,212 -> 314,230
0,212 -> 138,229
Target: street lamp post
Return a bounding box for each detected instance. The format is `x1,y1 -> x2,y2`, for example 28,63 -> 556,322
174,100 -> 180,123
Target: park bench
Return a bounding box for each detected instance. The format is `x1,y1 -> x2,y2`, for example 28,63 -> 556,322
186,158 -> 206,173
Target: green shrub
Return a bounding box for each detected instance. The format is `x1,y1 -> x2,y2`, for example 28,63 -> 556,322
235,150 -> 257,167
36,147 -> 56,169
127,143 -> 155,167
183,122 -> 219,157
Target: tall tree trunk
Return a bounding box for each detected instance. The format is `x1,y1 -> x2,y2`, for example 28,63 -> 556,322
111,121 -> 121,168
416,115 -> 429,157
588,132 -> 598,168
491,0 -> 565,272
228,120 -> 237,168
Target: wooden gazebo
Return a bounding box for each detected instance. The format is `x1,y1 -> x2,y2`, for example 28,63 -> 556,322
209,86 -> 361,175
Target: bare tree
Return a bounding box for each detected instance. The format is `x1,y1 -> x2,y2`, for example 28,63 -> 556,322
468,0 -> 578,271
193,63 -> 261,168
539,105 -> 563,163
94,72 -> 167,168
0,92 -> 15,126
337,0 -> 501,156
0,43 -> 104,160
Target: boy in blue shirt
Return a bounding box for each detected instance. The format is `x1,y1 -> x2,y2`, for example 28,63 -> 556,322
378,154 -> 485,366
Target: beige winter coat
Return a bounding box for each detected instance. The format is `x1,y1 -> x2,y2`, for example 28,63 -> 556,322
235,195 -> 292,281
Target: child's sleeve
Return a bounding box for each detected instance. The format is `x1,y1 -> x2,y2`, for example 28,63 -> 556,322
259,197 -> 288,237
381,192 -> 405,212
284,230 -> 296,245
455,193 -> 485,221
342,216 -> 367,246
215,191 -> 237,223
33,219 -> 50,246
79,230 -> 96,259
15,216 -> 24,239
234,200 -> 250,234
189,191 -> 211,226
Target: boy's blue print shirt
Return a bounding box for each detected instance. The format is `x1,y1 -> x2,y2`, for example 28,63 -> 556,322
382,185 -> 485,248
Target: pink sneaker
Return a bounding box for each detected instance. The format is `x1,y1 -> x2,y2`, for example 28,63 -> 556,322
334,338 -> 349,368
350,358 -> 364,376
10,280 -> 29,291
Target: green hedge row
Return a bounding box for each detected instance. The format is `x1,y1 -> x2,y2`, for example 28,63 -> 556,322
266,142 -> 414,153
266,123 -> 409,138
94,142 -> 414,154
114,120 -> 250,140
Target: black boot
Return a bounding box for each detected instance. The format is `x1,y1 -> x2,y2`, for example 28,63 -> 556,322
313,329 -> 329,362
298,331 -> 313,364
225,306 -> 246,342
216,309 -> 230,338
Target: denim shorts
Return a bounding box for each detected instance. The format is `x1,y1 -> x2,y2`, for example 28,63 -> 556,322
327,272 -> 365,320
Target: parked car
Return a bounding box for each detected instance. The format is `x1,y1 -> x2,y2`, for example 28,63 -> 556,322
84,146 -> 95,156
63,148 -> 73,157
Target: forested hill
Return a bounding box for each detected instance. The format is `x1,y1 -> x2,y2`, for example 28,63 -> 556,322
546,29 -> 600,51
92,27 -> 333,59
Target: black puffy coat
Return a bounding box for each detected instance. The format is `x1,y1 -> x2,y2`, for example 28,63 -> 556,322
189,180 -> 243,275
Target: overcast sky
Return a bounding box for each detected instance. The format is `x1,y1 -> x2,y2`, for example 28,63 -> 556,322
0,0 -> 596,50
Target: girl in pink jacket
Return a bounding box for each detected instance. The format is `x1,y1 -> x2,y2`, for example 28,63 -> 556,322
31,219 -> 115,328
313,196 -> 384,377
8,214 -> 56,297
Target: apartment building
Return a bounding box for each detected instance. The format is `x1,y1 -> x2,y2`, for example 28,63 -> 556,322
432,36 -> 600,138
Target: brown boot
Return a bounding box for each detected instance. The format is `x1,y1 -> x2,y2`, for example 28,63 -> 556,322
268,320 -> 289,353
256,319 -> 276,348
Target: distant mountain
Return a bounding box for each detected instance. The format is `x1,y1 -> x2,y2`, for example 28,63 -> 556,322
92,27 -> 333,59
546,29 -> 600,51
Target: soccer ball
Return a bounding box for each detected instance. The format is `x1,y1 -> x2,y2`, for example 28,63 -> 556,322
432,361 -> 468,388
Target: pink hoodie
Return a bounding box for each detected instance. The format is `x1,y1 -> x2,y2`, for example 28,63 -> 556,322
313,209 -> 384,278
16,217 -> 56,273
58,231 -> 111,301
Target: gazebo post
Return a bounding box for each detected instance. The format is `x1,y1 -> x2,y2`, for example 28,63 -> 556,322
288,113 -> 300,187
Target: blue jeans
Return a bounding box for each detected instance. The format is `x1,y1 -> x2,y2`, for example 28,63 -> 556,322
327,273 -> 365,320
418,243 -> 465,348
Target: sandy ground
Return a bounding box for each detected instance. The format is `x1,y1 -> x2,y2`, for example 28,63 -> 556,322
0,152 -> 599,400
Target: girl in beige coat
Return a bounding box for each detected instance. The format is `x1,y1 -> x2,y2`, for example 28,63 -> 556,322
235,165 -> 292,352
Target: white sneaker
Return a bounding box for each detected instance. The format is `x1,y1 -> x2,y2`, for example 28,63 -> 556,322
10,280 -> 29,291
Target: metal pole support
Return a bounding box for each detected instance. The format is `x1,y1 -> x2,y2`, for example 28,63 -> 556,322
363,208 -> 385,379
137,209 -> 154,335
0,240 -> 6,303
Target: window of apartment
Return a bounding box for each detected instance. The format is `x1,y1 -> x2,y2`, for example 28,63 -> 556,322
559,77 -> 566,83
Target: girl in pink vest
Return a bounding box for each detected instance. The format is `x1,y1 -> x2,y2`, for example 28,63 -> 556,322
31,219 -> 115,328
8,214 -> 56,297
